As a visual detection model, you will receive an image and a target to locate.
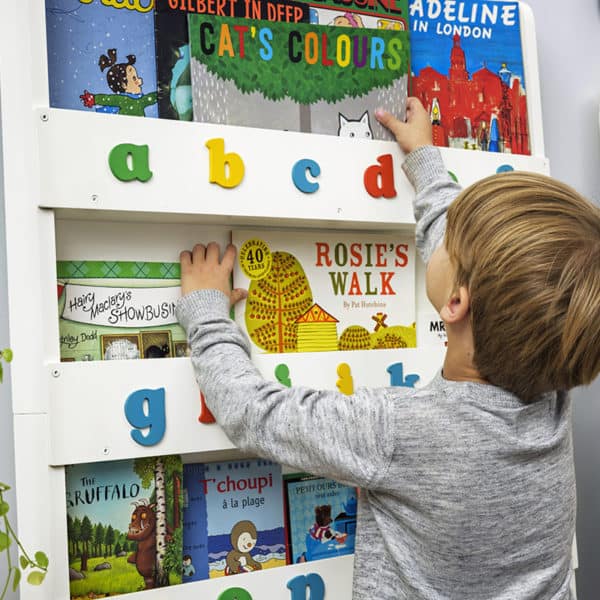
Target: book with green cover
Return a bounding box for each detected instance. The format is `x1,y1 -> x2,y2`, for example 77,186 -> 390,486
57,260 -> 187,362
65,455 -> 183,597
188,0 -> 410,139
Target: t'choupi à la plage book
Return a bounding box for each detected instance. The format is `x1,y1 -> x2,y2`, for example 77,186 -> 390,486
187,0 -> 411,140
57,260 -> 188,362
65,455 -> 183,598
409,0 -> 529,154
231,230 -> 416,354
45,0 -> 158,117
182,459 -> 286,581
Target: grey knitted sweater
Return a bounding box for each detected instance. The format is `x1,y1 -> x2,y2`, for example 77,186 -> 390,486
176,146 -> 575,599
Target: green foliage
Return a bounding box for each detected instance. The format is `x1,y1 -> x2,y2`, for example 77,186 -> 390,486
0,348 -> 13,384
1,349 -> 49,598
189,16 -> 410,104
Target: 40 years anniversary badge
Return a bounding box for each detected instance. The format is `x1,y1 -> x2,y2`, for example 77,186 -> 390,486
238,238 -> 273,280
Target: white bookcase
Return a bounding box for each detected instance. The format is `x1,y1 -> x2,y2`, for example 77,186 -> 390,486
1,2 -> 567,599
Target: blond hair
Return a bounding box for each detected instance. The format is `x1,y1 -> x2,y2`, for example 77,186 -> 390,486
445,171 -> 600,402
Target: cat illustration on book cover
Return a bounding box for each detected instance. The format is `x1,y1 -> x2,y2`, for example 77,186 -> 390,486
337,111 -> 374,139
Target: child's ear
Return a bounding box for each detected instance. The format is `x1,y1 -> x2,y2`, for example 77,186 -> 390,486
439,286 -> 470,324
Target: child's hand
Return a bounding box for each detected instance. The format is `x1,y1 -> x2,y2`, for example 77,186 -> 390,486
180,242 -> 247,306
375,97 -> 433,154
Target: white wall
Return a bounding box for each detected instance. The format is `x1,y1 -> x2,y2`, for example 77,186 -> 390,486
521,1 -> 600,597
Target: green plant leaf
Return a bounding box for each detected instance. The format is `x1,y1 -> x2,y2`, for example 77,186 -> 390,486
0,362 -> 3,383
12,567 -> 21,592
27,570 -> 46,586
34,551 -> 49,569
2,348 -> 13,362
0,500 -> 9,516
20,555 -> 29,569
0,530 -> 11,551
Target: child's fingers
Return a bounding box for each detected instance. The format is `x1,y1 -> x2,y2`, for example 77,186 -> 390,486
179,250 -> 192,269
221,243 -> 237,271
192,243 -> 207,263
230,288 -> 248,306
205,241 -> 221,264
374,108 -> 406,138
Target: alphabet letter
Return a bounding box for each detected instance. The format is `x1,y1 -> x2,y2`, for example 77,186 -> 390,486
363,154 -> 396,198
205,138 -> 245,188
124,388 -> 166,446
108,143 -> 153,182
287,573 -> 326,600
292,158 -> 321,193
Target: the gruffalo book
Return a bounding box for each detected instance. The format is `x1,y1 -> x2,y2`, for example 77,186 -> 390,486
231,229 -> 416,354
57,260 -> 188,362
284,474 -> 357,564
65,455 -> 183,598
182,459 -> 286,581
187,0 -> 410,139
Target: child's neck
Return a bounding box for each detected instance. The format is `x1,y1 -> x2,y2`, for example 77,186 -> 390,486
442,321 -> 488,385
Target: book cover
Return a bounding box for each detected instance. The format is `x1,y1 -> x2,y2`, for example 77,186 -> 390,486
154,0 -> 194,121
187,0 -> 410,140
57,260 -> 187,362
409,0 -> 529,154
45,0 -> 158,117
284,474 -> 357,564
65,455 -> 183,597
182,459 -> 286,581
231,229 -> 416,354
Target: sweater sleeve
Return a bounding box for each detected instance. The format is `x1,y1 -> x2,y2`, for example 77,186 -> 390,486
402,145 -> 463,263
176,289 -> 400,489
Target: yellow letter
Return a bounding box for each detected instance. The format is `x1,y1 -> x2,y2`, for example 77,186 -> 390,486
205,138 -> 245,189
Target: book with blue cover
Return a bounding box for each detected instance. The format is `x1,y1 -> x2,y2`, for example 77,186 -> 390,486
45,0 -> 158,117
182,459 -> 286,581
284,474 -> 357,564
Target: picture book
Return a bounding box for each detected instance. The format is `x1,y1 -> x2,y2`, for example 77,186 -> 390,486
45,0 -> 158,118
182,459 -> 286,581
155,0 -> 194,121
231,229 -> 416,354
65,455 -> 183,598
186,0 -> 410,140
409,0 -> 529,154
57,260 -> 188,362
284,474 -> 357,564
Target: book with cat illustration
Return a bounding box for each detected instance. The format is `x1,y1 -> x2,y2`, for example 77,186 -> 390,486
65,455 -> 183,598
45,0 -> 158,117
409,0 -> 530,154
186,0 -> 410,139
284,473 -> 357,564
231,229 -> 416,355
182,459 -> 286,581
57,260 -> 188,362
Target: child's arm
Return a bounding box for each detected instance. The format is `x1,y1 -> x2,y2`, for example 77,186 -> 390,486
376,99 -> 462,262
176,244 -> 402,489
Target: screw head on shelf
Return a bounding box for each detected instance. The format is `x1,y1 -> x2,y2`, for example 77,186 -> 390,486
102,447 -> 110,456
40,113 -> 49,122
91,194 -> 98,203
51,368 -> 60,378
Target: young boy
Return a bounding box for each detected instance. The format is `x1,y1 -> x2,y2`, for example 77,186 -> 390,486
176,98 -> 600,599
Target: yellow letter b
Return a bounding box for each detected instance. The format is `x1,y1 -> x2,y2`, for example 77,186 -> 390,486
205,138 -> 245,189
